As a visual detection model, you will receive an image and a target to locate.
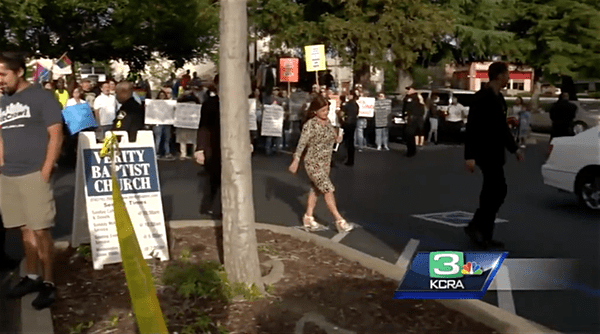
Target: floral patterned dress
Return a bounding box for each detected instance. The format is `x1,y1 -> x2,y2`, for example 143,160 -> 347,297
294,117 -> 337,193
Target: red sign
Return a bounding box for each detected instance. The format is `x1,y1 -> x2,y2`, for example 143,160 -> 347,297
279,58 -> 299,83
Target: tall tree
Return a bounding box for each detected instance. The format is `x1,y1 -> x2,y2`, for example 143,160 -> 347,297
508,0 -> 600,79
430,0 -> 520,64
250,0 -> 450,91
220,0 -> 263,290
0,0 -> 219,71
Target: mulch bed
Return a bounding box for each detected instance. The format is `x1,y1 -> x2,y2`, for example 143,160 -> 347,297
51,226 -> 498,334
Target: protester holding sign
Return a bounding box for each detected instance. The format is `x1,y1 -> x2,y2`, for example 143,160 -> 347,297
175,91 -> 200,159
60,86 -> 96,168
374,93 -> 391,151
288,95 -> 353,233
0,52 -> 63,309
150,91 -> 175,160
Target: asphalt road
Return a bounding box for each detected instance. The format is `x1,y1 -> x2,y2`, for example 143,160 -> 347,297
2,133 -> 599,333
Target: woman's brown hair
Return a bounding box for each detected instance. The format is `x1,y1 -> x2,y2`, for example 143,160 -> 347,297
308,94 -> 329,115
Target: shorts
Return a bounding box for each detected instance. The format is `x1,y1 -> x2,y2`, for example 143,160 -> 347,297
0,171 -> 56,230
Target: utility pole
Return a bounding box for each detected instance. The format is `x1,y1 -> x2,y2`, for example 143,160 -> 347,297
219,0 -> 263,290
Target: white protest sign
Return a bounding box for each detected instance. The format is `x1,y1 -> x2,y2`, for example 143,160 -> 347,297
328,99 -> 339,127
261,104 -> 284,137
357,97 -> 376,118
71,131 -> 170,270
145,99 -> 176,125
174,103 -> 202,129
248,98 -> 258,131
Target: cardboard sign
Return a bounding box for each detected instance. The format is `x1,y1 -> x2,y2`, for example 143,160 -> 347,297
279,58 -> 299,82
357,97 -> 376,118
374,99 -> 392,128
304,45 -> 326,72
248,98 -> 258,131
328,99 -> 339,127
71,131 -> 169,270
145,99 -> 176,125
62,103 -> 97,135
261,104 -> 284,137
174,103 -> 202,129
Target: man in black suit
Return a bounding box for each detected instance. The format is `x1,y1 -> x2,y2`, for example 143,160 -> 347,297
194,77 -> 221,218
549,92 -> 577,139
113,81 -> 145,142
464,62 -> 524,249
403,86 -> 425,157
341,92 -> 359,166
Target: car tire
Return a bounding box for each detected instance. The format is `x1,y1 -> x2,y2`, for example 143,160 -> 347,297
572,122 -> 587,135
576,170 -> 600,210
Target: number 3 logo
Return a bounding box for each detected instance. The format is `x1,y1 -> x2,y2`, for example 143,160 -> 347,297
433,253 -> 460,276
429,251 -> 464,278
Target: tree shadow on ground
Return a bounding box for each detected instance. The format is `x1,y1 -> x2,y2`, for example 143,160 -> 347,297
264,175 -> 330,225
253,276 -> 497,334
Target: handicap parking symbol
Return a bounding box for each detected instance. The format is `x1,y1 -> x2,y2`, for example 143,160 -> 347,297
411,210 -> 508,227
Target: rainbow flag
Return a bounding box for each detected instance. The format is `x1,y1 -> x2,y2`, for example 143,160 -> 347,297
33,63 -> 50,82
56,54 -> 72,69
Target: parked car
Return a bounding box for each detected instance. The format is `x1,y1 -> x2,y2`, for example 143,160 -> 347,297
506,97 -> 600,135
541,126 -> 600,210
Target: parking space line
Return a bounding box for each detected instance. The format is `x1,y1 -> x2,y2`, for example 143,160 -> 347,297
395,238 -> 420,269
331,231 -> 349,243
493,264 -> 516,314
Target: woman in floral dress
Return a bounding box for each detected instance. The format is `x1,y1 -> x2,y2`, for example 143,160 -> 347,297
288,95 -> 354,233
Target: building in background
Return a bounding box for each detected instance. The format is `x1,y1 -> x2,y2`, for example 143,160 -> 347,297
450,62 -> 534,94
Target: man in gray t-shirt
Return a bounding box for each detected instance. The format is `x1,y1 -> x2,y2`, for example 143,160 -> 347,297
0,51 -> 63,310
0,84 -> 63,176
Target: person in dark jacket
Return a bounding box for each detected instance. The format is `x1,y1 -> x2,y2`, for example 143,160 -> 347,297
549,92 -> 577,139
341,92 -> 359,166
403,86 -> 425,157
194,77 -> 221,218
112,81 -> 145,142
464,62 -> 524,249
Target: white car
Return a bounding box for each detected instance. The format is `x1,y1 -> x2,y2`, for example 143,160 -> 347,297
542,126 -> 600,210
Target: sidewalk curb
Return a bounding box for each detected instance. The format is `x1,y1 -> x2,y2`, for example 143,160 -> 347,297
25,220 -> 560,334
170,220 -> 561,334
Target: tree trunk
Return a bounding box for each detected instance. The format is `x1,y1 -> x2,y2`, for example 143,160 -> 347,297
530,70 -> 542,112
219,0 -> 263,290
397,68 -> 413,96
353,64 -> 370,90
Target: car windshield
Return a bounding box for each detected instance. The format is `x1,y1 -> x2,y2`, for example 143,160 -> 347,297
579,100 -> 600,113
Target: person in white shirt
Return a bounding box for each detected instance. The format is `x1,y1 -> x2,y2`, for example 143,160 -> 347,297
93,81 -> 117,139
445,97 -> 469,142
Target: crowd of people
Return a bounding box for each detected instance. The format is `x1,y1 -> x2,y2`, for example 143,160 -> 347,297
0,51 -> 584,313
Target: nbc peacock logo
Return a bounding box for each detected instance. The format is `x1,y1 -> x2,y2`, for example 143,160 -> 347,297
461,261 -> 483,275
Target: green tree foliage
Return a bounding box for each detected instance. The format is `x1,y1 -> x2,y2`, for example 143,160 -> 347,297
250,0 -> 451,76
431,0 -> 600,79
431,0 -> 519,63
507,0 -> 600,78
0,0 -> 219,71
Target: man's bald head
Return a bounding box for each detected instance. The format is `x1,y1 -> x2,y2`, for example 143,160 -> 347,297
116,81 -> 133,104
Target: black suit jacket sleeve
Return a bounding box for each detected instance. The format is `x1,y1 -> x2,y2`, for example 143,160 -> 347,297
464,89 -> 518,164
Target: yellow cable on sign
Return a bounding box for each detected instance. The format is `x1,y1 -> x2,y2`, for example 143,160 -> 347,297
100,132 -> 168,334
